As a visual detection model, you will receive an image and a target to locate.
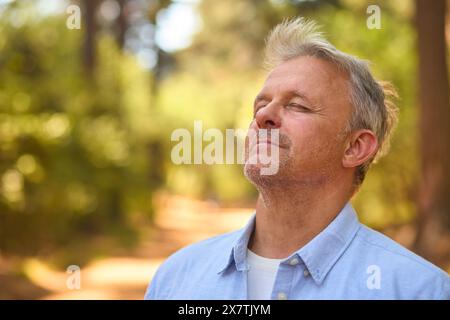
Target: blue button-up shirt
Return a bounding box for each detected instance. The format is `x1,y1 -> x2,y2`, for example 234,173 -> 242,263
145,202 -> 450,299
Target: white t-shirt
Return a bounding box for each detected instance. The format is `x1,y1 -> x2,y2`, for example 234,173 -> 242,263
246,249 -> 285,300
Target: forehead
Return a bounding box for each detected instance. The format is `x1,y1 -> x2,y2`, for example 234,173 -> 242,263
260,55 -> 350,105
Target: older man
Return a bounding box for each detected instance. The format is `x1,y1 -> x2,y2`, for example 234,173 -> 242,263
145,18 -> 450,300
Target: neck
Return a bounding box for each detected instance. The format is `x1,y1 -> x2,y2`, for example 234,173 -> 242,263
248,180 -> 352,259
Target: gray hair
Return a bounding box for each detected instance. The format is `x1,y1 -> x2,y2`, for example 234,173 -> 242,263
264,17 -> 399,186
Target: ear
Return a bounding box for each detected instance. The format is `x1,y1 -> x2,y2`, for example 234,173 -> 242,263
342,130 -> 378,169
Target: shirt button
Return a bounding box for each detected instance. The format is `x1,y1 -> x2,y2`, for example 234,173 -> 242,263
277,292 -> 288,300
303,269 -> 310,277
289,258 -> 299,266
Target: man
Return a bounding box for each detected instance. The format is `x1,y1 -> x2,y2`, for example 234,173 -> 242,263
145,18 -> 450,299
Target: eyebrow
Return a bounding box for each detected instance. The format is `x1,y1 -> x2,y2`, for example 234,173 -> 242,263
253,90 -> 316,107
253,94 -> 267,107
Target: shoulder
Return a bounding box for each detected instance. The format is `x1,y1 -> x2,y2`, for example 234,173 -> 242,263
144,229 -> 241,299
356,225 -> 445,275
161,228 -> 240,267
353,224 -> 450,299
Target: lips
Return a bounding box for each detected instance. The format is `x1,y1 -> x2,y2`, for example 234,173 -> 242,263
249,139 -> 285,153
246,129 -> 291,152
257,140 -> 279,147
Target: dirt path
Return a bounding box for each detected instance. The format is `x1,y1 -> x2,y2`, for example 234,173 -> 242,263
25,195 -> 254,300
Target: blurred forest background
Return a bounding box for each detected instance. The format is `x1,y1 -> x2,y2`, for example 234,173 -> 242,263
0,0 -> 449,299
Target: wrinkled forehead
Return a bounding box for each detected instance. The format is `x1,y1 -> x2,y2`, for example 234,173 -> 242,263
261,55 -> 351,106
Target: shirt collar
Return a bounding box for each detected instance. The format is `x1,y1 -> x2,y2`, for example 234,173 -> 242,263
217,214 -> 255,274
217,202 -> 360,285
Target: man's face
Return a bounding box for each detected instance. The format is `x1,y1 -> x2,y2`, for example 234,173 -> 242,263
244,55 -> 353,187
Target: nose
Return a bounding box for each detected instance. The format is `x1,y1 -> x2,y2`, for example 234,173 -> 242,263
254,102 -> 281,129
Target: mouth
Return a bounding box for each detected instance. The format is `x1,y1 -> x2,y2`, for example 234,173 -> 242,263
246,128 -> 291,153
249,139 -> 285,152
257,140 -> 279,147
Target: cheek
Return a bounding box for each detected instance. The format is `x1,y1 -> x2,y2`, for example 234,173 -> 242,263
286,119 -> 343,158
285,119 -> 324,147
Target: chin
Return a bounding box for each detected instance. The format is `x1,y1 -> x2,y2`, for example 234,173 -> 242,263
244,161 -> 282,187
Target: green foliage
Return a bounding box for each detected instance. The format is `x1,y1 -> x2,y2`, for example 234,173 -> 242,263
0,5 -> 160,256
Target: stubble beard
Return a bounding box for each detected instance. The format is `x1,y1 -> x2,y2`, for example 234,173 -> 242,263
243,148 -> 292,189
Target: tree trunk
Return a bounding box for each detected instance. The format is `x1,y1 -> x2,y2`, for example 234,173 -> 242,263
414,0 -> 450,268
82,0 -> 98,75
117,0 -> 128,49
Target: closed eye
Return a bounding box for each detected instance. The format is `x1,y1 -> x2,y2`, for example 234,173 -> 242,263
286,103 -> 311,112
